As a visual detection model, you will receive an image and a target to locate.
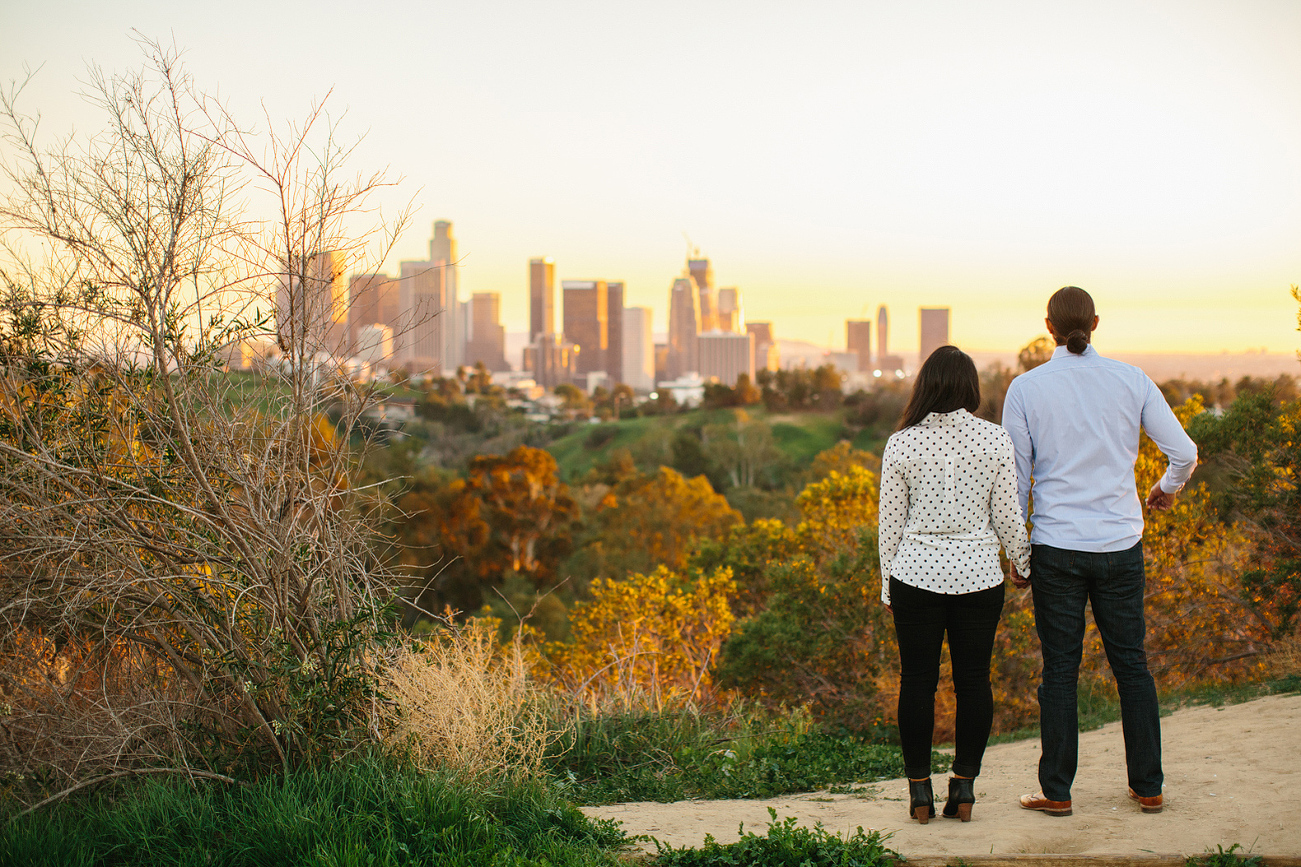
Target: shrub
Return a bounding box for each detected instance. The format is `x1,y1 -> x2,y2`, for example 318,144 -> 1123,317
379,620 -> 556,782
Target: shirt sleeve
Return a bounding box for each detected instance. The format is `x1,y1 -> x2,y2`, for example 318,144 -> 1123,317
1001,381 -> 1034,521
877,435 -> 908,606
990,429 -> 1031,578
1140,377 -> 1198,493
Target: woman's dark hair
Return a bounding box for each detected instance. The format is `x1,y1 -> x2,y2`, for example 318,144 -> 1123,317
896,345 -> 981,431
1047,285 -> 1095,355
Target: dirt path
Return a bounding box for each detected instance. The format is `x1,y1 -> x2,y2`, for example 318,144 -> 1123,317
584,693 -> 1301,858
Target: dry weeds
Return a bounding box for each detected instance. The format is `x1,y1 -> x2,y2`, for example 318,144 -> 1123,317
380,621 -> 557,782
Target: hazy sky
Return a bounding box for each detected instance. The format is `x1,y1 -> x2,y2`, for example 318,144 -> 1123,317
4,0 -> 1300,355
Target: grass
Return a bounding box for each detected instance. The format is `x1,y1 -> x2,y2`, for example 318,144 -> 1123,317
545,407 -> 854,482
1,758 -> 629,867
651,808 -> 898,867
547,707 -> 948,805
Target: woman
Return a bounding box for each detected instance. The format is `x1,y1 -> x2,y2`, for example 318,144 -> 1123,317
878,345 -> 1030,824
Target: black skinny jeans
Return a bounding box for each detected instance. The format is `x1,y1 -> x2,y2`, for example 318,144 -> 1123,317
890,576 -> 1005,779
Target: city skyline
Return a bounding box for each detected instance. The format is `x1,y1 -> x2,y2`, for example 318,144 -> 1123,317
5,2 -> 1301,356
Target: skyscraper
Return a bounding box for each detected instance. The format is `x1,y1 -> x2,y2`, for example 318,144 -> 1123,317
621,306 -> 654,391
606,281 -> 624,385
529,257 -> 555,340
562,280 -> 609,375
717,287 -> 743,332
919,307 -> 950,365
689,258 -> 717,332
429,221 -> 462,372
746,321 -> 778,372
847,320 -> 873,372
667,276 -> 700,379
465,292 -> 507,371
698,331 -> 754,386
397,259 -> 445,373
348,273 -> 398,358
276,250 -> 347,359
876,304 -> 904,374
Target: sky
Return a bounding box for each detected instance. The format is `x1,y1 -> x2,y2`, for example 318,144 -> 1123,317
3,0 -> 1300,356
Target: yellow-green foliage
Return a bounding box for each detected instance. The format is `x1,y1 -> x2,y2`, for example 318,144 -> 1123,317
543,566 -> 737,711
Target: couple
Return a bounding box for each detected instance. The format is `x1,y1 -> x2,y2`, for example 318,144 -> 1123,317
877,286 -> 1198,824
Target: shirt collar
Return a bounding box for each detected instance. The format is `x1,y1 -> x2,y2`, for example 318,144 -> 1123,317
920,408 -> 972,427
1050,343 -> 1098,360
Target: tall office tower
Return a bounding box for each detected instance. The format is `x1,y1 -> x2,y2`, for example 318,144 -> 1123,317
746,321 -> 779,372
717,287 -> 743,332
919,307 -> 950,365
688,258 -> 718,332
465,292 -> 507,371
348,273 -> 399,358
397,258 -> 445,373
562,280 -> 609,375
276,250 -> 347,358
621,306 -> 654,391
667,276 -> 701,379
529,257 -> 555,340
875,304 -> 904,374
606,281 -> 624,385
697,331 -> 755,386
428,220 -> 462,371
846,319 -> 873,372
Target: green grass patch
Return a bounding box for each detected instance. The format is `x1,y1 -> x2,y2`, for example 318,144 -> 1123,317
650,808 -> 898,867
2,758 -> 628,867
548,708 -> 947,805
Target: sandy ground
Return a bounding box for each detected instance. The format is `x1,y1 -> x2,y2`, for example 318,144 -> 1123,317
583,693 -> 1301,858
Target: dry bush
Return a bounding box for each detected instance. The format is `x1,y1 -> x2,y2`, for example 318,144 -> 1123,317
0,630 -> 210,793
0,37 -> 412,802
380,621 -> 556,782
1262,633 -> 1301,680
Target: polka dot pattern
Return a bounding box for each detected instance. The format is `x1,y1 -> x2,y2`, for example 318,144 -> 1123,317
878,408 -> 1031,606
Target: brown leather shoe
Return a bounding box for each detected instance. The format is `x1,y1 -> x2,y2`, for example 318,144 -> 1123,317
1128,787 -> 1163,813
1019,791 -> 1073,816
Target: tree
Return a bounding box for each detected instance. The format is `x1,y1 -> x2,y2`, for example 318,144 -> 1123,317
701,411 -> 785,489
0,39 -> 409,794
543,566 -> 737,709
1017,336 -> 1054,372
573,466 -> 741,584
396,446 -> 578,619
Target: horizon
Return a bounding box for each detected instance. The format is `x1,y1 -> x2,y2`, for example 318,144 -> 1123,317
4,1 -> 1300,355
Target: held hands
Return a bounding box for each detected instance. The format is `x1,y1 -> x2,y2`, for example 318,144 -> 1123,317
1010,562 -> 1030,589
1146,482 -> 1177,511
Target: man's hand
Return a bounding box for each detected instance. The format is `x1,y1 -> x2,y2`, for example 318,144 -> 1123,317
1010,562 -> 1030,589
1146,482 -> 1177,511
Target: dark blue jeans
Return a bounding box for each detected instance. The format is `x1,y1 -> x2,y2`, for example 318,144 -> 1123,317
891,577 -> 1005,779
1030,542 -> 1162,801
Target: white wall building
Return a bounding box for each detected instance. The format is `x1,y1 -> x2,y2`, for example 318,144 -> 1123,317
621,306 -> 655,391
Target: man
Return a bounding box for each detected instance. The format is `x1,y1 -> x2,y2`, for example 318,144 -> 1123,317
1002,286 -> 1197,817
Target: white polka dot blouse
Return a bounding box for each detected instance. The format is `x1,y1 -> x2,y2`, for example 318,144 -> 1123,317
878,408 -> 1031,606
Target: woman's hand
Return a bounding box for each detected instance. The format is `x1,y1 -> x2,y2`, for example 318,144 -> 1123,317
1010,563 -> 1030,589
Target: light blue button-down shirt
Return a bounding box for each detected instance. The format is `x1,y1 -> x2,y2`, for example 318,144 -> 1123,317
1002,345 -> 1198,552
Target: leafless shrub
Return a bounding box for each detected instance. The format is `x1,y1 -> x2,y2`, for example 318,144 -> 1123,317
0,36 -> 413,801
379,620 -> 557,782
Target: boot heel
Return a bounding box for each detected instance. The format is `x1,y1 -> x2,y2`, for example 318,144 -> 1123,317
942,776 -> 977,821
908,778 -> 935,824
956,802 -> 973,822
